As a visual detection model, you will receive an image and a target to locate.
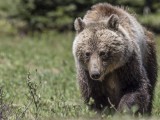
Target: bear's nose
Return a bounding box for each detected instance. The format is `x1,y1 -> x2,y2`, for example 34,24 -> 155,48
91,72 -> 100,80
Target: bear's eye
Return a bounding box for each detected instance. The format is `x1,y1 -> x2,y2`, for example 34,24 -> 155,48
99,51 -> 111,61
99,51 -> 107,60
85,52 -> 91,58
99,51 -> 106,57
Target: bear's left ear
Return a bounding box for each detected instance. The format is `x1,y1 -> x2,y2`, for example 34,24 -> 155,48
108,14 -> 119,30
74,17 -> 85,33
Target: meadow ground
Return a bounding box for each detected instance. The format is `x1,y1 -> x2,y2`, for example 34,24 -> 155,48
0,31 -> 159,120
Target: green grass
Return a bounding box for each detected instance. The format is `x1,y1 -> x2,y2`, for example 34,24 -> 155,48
0,31 -> 94,119
0,31 -> 159,120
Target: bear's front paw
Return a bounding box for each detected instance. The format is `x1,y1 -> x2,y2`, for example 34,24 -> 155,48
117,94 -> 139,114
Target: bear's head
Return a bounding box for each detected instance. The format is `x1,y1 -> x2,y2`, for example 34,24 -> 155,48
73,14 -> 132,81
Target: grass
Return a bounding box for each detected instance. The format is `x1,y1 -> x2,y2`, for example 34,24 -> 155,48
0,31 -> 92,119
0,30 -> 159,119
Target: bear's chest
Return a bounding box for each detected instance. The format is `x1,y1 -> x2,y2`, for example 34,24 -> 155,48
104,73 -> 121,106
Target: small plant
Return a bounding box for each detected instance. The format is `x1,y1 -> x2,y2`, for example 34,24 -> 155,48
17,70 -> 42,120
0,87 -> 13,120
26,71 -> 41,119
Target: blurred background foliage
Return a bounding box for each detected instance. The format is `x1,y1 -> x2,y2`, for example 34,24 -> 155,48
0,0 -> 160,33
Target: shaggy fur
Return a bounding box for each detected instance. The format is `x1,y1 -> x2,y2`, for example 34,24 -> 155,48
72,3 -> 157,115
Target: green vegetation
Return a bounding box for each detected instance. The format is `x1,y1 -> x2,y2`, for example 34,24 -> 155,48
16,0 -> 160,31
138,13 -> 160,32
0,31 -> 159,119
0,0 -> 160,32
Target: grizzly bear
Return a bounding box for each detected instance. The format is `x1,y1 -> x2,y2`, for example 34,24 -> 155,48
72,3 -> 157,115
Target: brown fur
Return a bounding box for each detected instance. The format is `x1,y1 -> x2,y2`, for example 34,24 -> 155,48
73,3 -> 157,115
83,3 -> 133,37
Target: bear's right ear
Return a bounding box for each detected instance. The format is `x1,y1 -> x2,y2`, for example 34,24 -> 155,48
74,17 -> 85,33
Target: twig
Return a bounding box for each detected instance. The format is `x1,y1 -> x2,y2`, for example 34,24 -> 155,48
16,100 -> 33,120
107,97 -> 119,113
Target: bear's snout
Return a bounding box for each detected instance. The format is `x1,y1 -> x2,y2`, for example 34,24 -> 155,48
88,53 -> 101,80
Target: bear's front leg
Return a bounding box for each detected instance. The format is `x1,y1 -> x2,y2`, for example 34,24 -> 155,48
117,89 -> 150,114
